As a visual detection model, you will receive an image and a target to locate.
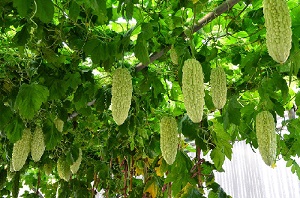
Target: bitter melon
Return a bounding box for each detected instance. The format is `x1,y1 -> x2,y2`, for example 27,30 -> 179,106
182,59 -> 205,123
263,0 -> 292,63
57,157 -> 72,181
31,126 -> 45,162
256,111 -> 277,166
12,129 -> 32,171
160,116 -> 178,165
70,148 -> 82,174
210,67 -> 227,109
111,68 -> 133,125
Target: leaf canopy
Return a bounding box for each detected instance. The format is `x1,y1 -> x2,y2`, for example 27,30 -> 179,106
0,0 -> 300,197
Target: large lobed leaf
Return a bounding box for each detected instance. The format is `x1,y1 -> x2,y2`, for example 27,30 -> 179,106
15,84 -> 49,120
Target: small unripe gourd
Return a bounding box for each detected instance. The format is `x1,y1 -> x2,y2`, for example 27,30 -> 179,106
111,68 -> 133,125
182,59 -> 205,123
170,46 -> 178,65
43,163 -> 52,175
12,129 -> 32,171
160,116 -> 178,165
31,126 -> 45,162
54,118 -> 64,132
57,157 -> 71,181
70,148 -> 82,174
256,111 -> 277,166
263,0 -> 292,63
210,67 -> 227,109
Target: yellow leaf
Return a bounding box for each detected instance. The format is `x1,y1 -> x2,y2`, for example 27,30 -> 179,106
135,166 -> 144,176
176,182 -> 193,198
144,179 -> 158,198
154,158 -> 164,177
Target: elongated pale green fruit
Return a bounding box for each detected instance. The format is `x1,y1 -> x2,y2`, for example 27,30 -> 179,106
170,46 -> 178,65
111,68 -> 133,125
70,148 -> 82,174
210,67 -> 227,109
12,129 -> 32,171
182,59 -> 205,123
263,0 -> 292,63
57,158 -> 71,181
31,127 -> 45,162
256,111 -> 277,166
160,116 -> 178,165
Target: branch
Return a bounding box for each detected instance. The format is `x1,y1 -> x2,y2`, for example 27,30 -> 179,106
193,0 -> 241,33
135,0 -> 241,72
68,0 -> 241,121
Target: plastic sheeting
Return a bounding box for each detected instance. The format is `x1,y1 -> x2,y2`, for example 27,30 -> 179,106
215,141 -> 300,198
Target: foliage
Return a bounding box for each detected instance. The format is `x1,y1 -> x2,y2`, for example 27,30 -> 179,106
0,0 -> 300,197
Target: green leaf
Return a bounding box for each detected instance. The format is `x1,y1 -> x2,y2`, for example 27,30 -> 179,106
63,72 -> 82,90
204,90 -> 215,111
74,85 -> 89,110
94,43 -> 109,61
15,84 -> 49,120
12,25 -> 30,46
176,182 -> 204,198
213,122 -> 231,141
43,119 -> 62,150
165,151 -> 195,196
91,0 -> 107,24
36,0 -> 54,23
83,39 -> 101,55
180,115 -> 198,140
210,148 -> 225,171
151,75 -> 165,98
272,72 -> 288,101
69,1 -> 80,21
141,23 -> 153,40
134,35 -> 150,65
47,78 -> 68,100
125,1 -> 133,19
286,159 -> 294,167
226,96 -> 242,125
0,103 -> 13,130
13,0 -> 33,17
5,116 -> 25,143
295,92 -> 300,108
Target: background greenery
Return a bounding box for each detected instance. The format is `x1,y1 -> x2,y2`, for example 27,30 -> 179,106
0,0 -> 300,197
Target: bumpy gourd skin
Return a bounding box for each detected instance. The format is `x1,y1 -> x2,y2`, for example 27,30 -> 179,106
70,148 -> 82,174
160,116 -> 178,165
12,129 -> 32,171
210,67 -> 227,109
31,127 -> 45,162
170,47 -> 178,65
256,111 -> 277,166
54,118 -> 64,132
263,0 -> 292,64
57,157 -> 71,181
182,59 -> 205,123
111,68 -> 133,125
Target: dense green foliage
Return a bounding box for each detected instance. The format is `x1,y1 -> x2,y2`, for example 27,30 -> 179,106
0,0 -> 300,197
